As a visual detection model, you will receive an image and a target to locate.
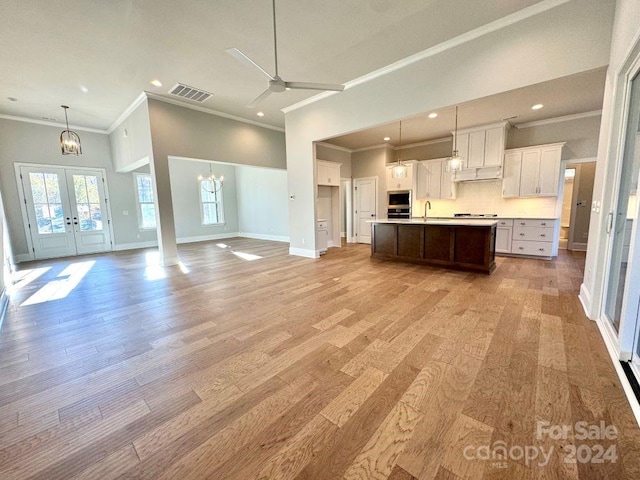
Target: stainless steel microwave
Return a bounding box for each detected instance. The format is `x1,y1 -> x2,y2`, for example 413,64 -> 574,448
387,190 -> 411,208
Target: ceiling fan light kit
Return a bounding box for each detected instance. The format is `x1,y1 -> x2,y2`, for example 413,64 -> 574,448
226,0 -> 344,108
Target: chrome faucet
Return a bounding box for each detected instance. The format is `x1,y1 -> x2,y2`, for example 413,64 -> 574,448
424,201 -> 431,221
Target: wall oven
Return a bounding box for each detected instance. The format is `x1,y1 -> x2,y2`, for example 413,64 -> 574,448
387,190 -> 411,219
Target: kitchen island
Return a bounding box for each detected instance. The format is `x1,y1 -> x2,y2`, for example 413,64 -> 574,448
369,218 -> 498,274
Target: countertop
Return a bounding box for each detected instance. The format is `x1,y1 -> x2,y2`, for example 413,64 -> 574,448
368,218 -> 499,227
430,216 -> 559,220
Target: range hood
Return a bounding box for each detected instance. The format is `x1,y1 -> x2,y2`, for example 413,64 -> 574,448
452,165 -> 502,182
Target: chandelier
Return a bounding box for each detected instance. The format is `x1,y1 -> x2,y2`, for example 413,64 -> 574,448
59,105 -> 82,155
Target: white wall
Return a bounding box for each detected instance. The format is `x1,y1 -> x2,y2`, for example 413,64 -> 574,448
109,98 -> 153,172
236,166 -> 289,241
168,158 -> 239,241
284,0 -> 615,256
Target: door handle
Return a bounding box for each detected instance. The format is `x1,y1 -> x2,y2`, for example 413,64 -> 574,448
73,221 -> 78,225
606,212 -> 613,234
66,221 -> 71,225
370,214 -> 376,217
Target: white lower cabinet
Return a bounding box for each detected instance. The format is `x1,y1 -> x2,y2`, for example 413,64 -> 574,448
316,220 -> 328,254
495,218 -> 557,257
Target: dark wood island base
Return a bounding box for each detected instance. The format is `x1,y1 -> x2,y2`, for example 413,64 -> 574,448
371,221 -> 497,274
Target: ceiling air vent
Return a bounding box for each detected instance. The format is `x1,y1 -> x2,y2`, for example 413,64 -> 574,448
168,83 -> 213,102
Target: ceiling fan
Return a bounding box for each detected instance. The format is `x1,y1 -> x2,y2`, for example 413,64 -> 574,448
226,0 -> 345,108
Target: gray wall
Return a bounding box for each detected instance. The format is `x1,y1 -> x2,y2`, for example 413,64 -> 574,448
351,146 -> 393,219
168,158 -> 239,240
0,118 -> 154,257
396,140 -> 453,161
316,144 -> 352,178
109,99 -> 153,172
236,166 -> 289,240
507,115 -> 602,159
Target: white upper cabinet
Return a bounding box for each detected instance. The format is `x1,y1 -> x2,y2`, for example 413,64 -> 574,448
316,159 -> 341,186
502,143 -> 564,198
386,162 -> 414,191
502,152 -> 522,198
454,122 -> 507,171
415,158 -> 456,200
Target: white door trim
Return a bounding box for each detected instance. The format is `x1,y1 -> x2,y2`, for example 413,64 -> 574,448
14,162 -> 115,261
341,178 -> 354,243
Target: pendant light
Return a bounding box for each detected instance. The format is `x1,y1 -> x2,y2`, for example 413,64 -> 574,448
446,106 -> 463,173
392,120 -> 407,179
59,105 -> 82,156
198,163 -> 224,193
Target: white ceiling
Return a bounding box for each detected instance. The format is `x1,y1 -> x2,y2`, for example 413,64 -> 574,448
0,0 -> 547,131
323,68 -> 607,150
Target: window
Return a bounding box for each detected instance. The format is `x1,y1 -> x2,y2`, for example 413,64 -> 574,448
134,174 -> 156,229
200,179 -> 224,225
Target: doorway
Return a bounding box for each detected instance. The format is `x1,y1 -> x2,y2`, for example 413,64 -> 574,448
16,164 -> 113,260
353,177 -> 377,244
560,162 -> 596,251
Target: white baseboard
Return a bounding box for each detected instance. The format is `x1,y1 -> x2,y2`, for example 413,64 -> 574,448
341,231 -> 346,237
14,253 -> 33,263
177,232 -> 240,244
0,288 -> 8,330
238,232 -> 290,243
578,283 -> 594,320
595,315 -> 640,427
289,247 -> 319,259
571,242 -> 588,251
328,240 -> 335,247
113,241 -> 159,251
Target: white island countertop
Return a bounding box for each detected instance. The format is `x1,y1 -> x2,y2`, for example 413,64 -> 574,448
368,218 -> 499,227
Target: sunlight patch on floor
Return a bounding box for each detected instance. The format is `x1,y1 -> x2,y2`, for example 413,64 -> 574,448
21,261 -> 95,306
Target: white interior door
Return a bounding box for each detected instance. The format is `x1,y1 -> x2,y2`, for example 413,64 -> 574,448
20,165 -> 112,260
66,169 -> 112,255
21,166 -> 77,259
354,177 -> 377,244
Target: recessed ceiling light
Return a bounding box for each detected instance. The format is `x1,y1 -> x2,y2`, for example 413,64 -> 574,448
384,137 -> 391,142
80,86 -> 89,93
7,97 -> 17,102
428,112 -> 438,119
256,111 -> 265,117
150,79 -> 163,87
531,104 -> 544,110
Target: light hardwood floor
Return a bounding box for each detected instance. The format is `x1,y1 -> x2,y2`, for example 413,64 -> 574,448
0,238 -> 639,479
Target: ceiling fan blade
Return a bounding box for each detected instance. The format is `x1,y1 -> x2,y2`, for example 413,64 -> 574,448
285,81 -> 345,92
226,48 -> 275,81
247,88 -> 273,108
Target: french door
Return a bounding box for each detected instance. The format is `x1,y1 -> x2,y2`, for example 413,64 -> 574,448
19,165 -> 113,259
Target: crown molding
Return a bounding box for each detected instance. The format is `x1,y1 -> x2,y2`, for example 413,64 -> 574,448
106,92 -> 148,134
144,92 -> 285,133
513,110 -> 602,129
282,0 -> 570,114
0,114 -> 108,134
315,141 -> 353,153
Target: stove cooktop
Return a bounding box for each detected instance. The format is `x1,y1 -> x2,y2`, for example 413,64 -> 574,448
453,213 -> 498,218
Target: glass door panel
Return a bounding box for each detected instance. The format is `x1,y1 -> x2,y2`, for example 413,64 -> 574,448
605,70 -> 640,332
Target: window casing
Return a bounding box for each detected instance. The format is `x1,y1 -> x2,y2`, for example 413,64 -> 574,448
134,173 -> 157,229
200,179 -> 224,225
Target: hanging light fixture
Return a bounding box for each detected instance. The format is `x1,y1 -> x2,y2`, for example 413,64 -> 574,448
59,105 -> 82,155
198,163 -> 224,193
392,120 -> 407,179
446,106 -> 463,173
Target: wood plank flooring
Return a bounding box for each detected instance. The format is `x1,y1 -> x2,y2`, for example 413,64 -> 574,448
0,238 -> 639,479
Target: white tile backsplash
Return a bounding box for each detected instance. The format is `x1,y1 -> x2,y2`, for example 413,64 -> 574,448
416,179 -> 559,218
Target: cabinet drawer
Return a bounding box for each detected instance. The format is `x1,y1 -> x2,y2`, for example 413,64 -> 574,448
497,219 -> 513,227
512,240 -> 552,257
513,226 -> 554,241
513,219 -> 555,228
317,221 -> 328,230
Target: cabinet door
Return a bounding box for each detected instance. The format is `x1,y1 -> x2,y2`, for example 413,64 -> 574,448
538,147 -> 561,196
399,163 -> 414,190
440,160 -> 456,199
495,227 -> 512,253
468,131 -> 486,168
520,150 -> 541,196
456,133 -> 470,169
386,166 -> 398,191
426,161 -> 442,199
415,162 -> 428,199
484,127 -> 504,167
502,152 -> 522,197
316,162 -> 327,185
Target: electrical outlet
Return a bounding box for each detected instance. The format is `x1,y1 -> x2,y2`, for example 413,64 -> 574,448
123,210 -> 129,216
302,237 -> 305,245
137,234 -> 141,239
